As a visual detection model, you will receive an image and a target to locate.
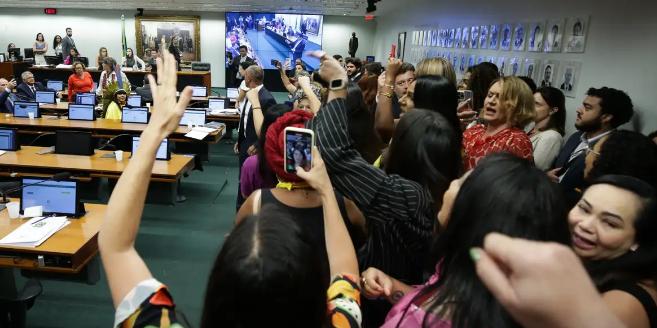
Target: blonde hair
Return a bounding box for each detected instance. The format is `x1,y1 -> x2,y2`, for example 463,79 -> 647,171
498,76 -> 536,128
415,57 -> 457,86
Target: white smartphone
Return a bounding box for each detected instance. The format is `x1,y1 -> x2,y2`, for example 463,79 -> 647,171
283,127 -> 314,174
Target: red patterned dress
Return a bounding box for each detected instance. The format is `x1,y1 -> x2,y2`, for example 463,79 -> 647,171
462,124 -> 533,171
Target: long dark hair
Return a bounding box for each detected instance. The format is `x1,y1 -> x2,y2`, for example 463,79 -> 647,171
469,63 -> 500,111
201,206 -> 325,327
413,75 -> 461,143
36,33 -> 44,42
257,104 -> 292,181
587,130 -> 657,188
385,109 -> 462,212
347,82 -> 384,164
585,175 -> 657,285
53,35 -> 62,49
535,86 -> 566,136
406,153 -> 570,328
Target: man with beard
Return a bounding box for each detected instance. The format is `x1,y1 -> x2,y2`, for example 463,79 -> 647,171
548,87 -> 634,206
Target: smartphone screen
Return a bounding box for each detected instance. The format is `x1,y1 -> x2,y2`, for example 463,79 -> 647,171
284,128 -> 313,173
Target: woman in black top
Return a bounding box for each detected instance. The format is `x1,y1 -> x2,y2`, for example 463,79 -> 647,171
569,175 -> 657,327
168,35 -> 181,70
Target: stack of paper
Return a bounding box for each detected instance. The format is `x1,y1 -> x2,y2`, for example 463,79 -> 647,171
185,126 -> 217,140
0,216 -> 70,248
210,109 -> 239,115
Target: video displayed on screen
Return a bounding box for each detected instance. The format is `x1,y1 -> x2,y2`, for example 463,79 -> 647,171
76,93 -> 96,105
225,12 -> 323,71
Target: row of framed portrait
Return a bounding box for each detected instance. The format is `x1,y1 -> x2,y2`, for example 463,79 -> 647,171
407,48 -> 582,98
410,16 -> 589,53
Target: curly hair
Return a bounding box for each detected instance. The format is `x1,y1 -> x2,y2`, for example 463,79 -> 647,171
587,130 -> 657,188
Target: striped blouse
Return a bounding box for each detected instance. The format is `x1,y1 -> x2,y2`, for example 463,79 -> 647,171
310,98 -> 434,285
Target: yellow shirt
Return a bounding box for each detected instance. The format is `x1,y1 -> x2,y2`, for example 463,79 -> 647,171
105,102 -> 123,120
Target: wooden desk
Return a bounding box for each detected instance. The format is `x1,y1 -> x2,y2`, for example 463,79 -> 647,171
0,146 -> 194,183
30,66 -> 211,91
207,113 -> 240,123
0,202 -> 105,273
0,114 -> 223,144
39,101 -> 68,112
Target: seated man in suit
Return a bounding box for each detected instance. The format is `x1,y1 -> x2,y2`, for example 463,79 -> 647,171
548,86 -> 634,206
134,76 -> 153,104
0,77 -> 18,113
15,71 -> 59,101
235,65 -> 276,210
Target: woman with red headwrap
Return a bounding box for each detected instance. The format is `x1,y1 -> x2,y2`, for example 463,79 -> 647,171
236,109 -> 366,282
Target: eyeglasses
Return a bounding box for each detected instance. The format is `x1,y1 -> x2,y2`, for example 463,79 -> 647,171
585,147 -> 600,156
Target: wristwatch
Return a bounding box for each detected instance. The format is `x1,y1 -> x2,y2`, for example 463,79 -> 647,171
329,78 -> 348,91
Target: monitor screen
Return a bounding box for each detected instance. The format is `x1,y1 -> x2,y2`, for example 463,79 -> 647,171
35,91 -> 56,104
47,80 -> 64,91
132,136 -> 169,160
226,88 -> 239,99
225,12 -> 323,70
76,93 -> 96,105
191,86 -> 207,97
68,104 -> 95,121
0,129 -> 17,151
21,179 -> 78,215
13,101 -> 39,118
121,108 -> 149,124
180,110 -> 206,126
127,95 -> 141,107
208,98 -> 225,110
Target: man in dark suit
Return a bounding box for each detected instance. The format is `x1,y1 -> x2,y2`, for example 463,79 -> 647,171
235,65 -> 276,210
348,32 -> 358,58
231,45 -> 252,87
134,76 -> 153,104
0,77 -> 18,113
549,87 -> 634,206
61,27 -> 76,61
15,71 -> 58,101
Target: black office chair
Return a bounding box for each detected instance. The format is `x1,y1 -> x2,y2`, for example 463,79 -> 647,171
23,48 -> 34,59
0,279 -> 42,328
45,55 -> 62,66
78,57 -> 89,67
29,133 -> 56,147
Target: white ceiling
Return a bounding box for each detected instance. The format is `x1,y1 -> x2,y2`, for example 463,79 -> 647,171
0,0 -> 370,16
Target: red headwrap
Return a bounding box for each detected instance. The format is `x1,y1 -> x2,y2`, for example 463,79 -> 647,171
265,109 -> 314,183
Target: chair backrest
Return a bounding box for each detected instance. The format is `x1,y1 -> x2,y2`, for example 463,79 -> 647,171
23,48 -> 34,59
78,57 -> 89,66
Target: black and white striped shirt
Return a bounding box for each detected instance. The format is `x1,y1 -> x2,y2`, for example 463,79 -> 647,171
310,98 -> 434,284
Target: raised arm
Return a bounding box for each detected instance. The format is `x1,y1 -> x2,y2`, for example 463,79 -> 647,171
374,58 -> 402,142
278,62 -> 297,94
297,75 -> 321,114
98,44 -> 192,307
245,88 -> 264,138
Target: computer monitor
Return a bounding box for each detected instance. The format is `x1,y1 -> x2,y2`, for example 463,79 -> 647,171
132,136 -> 170,160
35,90 -> 56,104
13,101 -> 40,118
226,88 -> 238,99
121,107 -> 149,124
191,86 -> 207,97
127,95 -> 142,107
45,56 -> 63,65
55,130 -> 94,156
7,48 -> 20,60
208,98 -> 226,110
75,93 -> 96,105
20,178 -> 82,216
68,104 -> 95,121
0,128 -> 20,151
179,109 -> 206,126
47,80 -> 64,91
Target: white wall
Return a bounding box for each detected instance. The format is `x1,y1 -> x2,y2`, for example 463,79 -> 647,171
372,0 -> 657,134
0,8 -> 375,87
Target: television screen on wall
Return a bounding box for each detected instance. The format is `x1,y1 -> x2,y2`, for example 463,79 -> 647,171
225,12 -> 323,72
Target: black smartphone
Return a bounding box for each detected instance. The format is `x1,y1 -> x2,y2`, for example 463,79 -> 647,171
284,127 -> 314,174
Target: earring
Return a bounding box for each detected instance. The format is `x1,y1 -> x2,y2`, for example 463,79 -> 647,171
630,244 -> 639,252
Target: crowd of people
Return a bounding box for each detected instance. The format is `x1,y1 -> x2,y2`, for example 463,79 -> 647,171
92,39 -> 657,328
3,26 -> 653,325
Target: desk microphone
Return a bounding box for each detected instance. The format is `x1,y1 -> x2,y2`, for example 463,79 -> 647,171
98,133 -> 133,150
0,172 -> 72,204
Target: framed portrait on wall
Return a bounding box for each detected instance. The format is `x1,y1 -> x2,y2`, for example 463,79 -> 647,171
479,25 -> 489,49
496,56 -> 507,76
432,30 -> 439,47
0,53 -> 5,63
564,17 -> 589,53
544,19 -> 565,52
136,15 -> 201,62
455,28 -> 462,48
512,24 -> 526,51
508,57 -> 522,76
451,54 -> 459,70
523,58 -> 541,81
448,29 -> 455,48
500,24 -> 512,50
477,56 -> 485,64
489,24 -> 500,49
527,22 -> 545,52
557,61 -> 582,97
470,26 -> 479,49
461,26 -> 470,48
459,53 -> 467,73
487,56 -> 497,64
397,32 -> 407,60
540,60 -> 560,87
